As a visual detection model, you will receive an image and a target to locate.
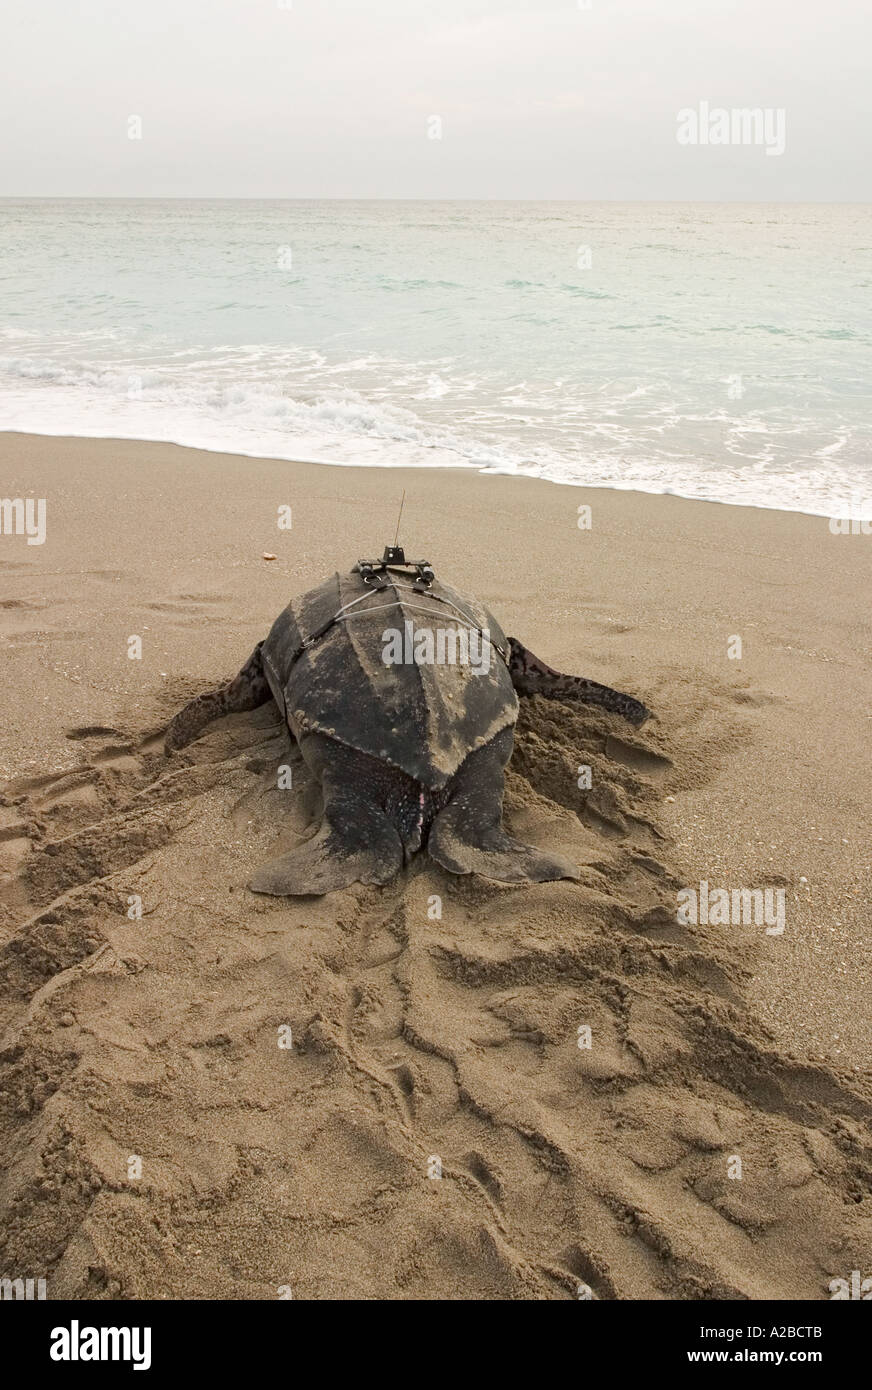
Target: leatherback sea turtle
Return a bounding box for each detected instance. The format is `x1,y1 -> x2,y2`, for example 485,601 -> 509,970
165,547 -> 650,895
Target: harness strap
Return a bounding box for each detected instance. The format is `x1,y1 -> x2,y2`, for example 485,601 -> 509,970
285,583 -> 509,670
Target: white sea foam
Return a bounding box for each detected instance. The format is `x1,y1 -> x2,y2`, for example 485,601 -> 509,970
1,200 -> 870,518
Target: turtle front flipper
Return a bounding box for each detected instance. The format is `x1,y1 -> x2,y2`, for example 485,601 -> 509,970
507,637 -> 650,727
165,641 -> 272,752
428,728 -> 579,884
249,795 -> 403,896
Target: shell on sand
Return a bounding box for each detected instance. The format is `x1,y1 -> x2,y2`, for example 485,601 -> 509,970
260,570 -> 517,786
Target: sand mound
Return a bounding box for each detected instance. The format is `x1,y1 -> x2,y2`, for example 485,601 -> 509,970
1,694 -> 869,1300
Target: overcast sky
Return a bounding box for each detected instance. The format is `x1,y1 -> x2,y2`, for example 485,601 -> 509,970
1,0 -> 869,199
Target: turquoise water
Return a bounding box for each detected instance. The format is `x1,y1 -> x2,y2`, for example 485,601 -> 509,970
1,199 -> 870,515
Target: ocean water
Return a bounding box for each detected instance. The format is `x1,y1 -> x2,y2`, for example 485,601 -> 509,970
1,199 -> 870,516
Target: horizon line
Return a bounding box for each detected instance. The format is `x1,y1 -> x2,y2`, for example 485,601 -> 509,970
1,195 -> 870,205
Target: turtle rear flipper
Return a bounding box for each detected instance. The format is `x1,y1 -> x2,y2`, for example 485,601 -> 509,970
507,637 -> 650,727
249,795 -> 403,896
428,811 -> 578,883
427,729 -> 579,884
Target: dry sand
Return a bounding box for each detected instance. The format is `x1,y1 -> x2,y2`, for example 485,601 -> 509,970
0,431 -> 869,1299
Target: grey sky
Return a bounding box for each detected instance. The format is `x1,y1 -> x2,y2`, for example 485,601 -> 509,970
2,0 -> 869,199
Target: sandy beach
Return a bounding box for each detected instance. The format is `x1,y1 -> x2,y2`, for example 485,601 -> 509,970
1,430 -> 869,1300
